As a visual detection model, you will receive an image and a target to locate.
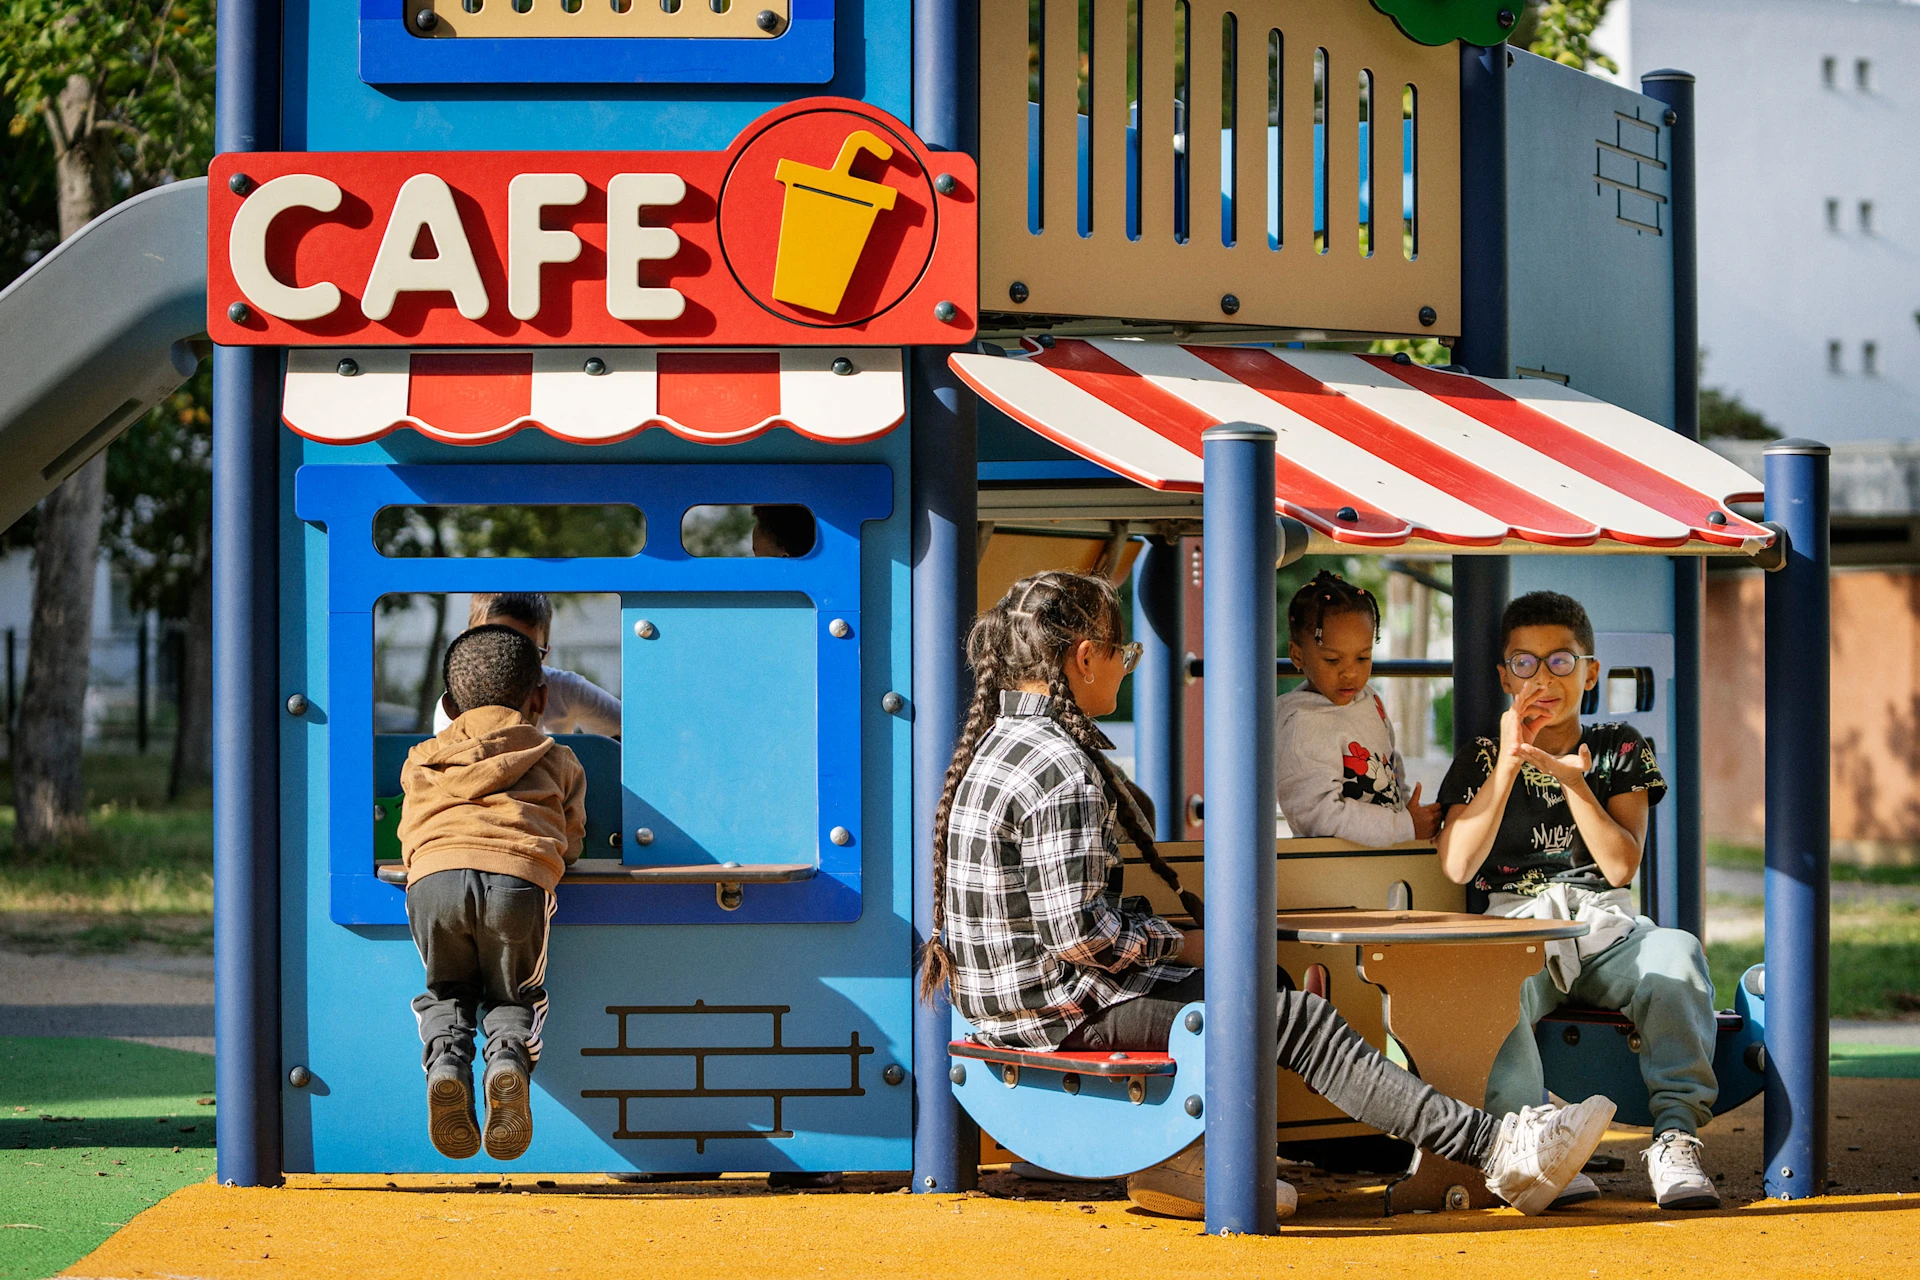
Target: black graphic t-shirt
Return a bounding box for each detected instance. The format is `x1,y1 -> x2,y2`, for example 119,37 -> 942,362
1436,722 -> 1666,895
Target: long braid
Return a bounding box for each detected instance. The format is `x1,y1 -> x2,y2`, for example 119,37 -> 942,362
917,616 -> 1007,1004
1044,671 -> 1206,928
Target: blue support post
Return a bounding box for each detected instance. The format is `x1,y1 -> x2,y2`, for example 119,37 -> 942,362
1201,425 -> 1278,1236
212,0 -> 283,1189
1643,69 -> 1705,941
909,0 -> 980,1196
1133,539 -> 1184,842
1762,441 -> 1830,1202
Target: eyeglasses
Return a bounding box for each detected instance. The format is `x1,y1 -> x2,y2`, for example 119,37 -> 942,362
1114,641 -> 1144,673
1503,649 -> 1594,679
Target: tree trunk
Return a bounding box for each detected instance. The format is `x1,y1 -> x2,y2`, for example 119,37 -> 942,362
168,569 -> 214,800
11,76 -> 112,853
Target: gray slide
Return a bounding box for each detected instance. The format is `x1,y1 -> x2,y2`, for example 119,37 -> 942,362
0,178 -> 208,532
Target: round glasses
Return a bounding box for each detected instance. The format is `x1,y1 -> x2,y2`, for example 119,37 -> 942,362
1503,649 -> 1594,680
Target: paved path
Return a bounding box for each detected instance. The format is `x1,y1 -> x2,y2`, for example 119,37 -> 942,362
1708,865 -> 1920,908
0,947 -> 213,1054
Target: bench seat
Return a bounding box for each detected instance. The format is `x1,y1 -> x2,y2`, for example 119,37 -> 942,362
948,1041 -> 1177,1077
1542,1007 -> 1745,1034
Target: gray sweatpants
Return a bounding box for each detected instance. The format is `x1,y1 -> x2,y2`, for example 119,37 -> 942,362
1063,970 -> 1498,1167
407,869 -> 555,1076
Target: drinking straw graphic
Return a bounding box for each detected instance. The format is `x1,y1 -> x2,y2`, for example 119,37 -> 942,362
771,130 -> 901,315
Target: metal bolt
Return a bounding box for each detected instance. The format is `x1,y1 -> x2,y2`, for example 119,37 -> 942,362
882,1064 -> 905,1086
228,301 -> 253,325
1391,351 -> 1412,365
1419,305 -> 1438,327
934,300 -> 958,323
828,618 -> 852,639
228,172 -> 255,196
923,1175 -> 938,1189
1780,1166 -> 1794,1180
1060,1073 -> 1081,1095
1336,506 -> 1359,523
1664,108 -> 1678,126
881,691 -> 906,714
414,7 -> 438,31
826,356 -> 855,378
1497,8 -> 1515,27
634,619 -> 658,639
1008,281 -> 1030,303
635,827 -> 654,845
948,1064 -> 966,1086
1445,1184 -> 1471,1211
337,357 -> 360,377
288,1065 -> 312,1088
829,826 -> 853,846
583,356 -> 608,376
934,173 -> 958,196
1708,510 -> 1728,525
1184,1094 -> 1203,1117
1220,293 -> 1241,316
716,882 -> 744,911
285,693 -> 310,716
1628,1031 -> 1644,1053
1563,1025 -> 1581,1047
608,832 -> 622,848
1183,1010 -> 1203,1033
755,8 -> 780,31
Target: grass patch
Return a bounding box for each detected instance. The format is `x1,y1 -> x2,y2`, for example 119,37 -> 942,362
0,1037 -> 215,1280
1708,908 -> 1920,1020
0,756 -> 212,921
1709,839 -> 1920,887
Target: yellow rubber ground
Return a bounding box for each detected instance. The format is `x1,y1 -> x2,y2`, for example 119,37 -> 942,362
64,1079 -> 1920,1279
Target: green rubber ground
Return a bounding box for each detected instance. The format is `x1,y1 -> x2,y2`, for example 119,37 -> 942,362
0,1038 -> 215,1280
1831,1042 -> 1920,1079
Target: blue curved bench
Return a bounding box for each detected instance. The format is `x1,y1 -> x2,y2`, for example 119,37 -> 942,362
949,1003 -> 1207,1179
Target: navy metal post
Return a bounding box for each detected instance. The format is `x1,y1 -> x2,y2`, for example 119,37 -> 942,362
1201,425 -> 1279,1235
1133,539 -> 1185,841
1762,441 -> 1830,1201
1452,42 -> 1512,762
1643,69 -> 1705,940
909,0 -> 980,1196
212,0 -> 283,1187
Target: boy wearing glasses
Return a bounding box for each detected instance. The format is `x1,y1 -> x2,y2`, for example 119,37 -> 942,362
1435,591 -> 1720,1212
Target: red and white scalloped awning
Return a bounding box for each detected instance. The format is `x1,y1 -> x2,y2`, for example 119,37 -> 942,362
283,348 -> 904,447
950,340 -> 1774,554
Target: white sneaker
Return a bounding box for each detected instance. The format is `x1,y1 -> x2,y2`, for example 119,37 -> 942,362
1482,1096 -> 1617,1216
1642,1131 -> 1720,1210
1125,1139 -> 1298,1221
1550,1171 -> 1601,1208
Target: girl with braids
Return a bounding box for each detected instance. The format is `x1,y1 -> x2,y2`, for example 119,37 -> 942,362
1275,570 -> 1442,843
925,570 -> 1613,1221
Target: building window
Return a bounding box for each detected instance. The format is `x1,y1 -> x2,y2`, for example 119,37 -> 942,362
1827,198 -> 1841,231
1860,200 -> 1875,234
1823,55 -> 1837,88
1857,58 -> 1873,91
1829,340 -> 1844,374
1864,342 -> 1879,376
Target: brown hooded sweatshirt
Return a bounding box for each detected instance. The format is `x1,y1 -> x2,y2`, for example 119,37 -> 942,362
398,705 -> 586,892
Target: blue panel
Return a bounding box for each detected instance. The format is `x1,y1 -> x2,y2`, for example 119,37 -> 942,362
359,0 -> 833,86
949,1006 -> 1207,1179
293,462 -> 888,926
286,0 -> 909,154
1505,49 -> 1676,423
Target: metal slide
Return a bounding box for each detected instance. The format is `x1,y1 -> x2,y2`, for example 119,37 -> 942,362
0,178 -> 208,531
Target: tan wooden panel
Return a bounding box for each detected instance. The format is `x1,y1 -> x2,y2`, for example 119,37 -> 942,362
409,0 -> 784,39
976,532 -> 1143,615
1042,0 -> 1082,241
979,0 -> 1462,337
1089,0 -> 1131,241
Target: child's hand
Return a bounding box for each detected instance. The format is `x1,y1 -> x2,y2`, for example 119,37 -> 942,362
1498,685 -> 1552,759
1407,783 -> 1443,841
1513,741 -> 1593,788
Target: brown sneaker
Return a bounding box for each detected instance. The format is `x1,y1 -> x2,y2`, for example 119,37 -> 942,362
1125,1139 -> 1298,1221
426,1060 -> 480,1160
481,1059 -> 533,1161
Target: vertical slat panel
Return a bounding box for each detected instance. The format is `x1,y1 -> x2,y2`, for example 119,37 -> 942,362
1187,0 -> 1225,252
1042,0 -> 1082,238
1323,40 -> 1353,257
1236,8 -> 1268,257
1281,17 -> 1315,259
1137,0 -> 1176,244
978,0 -> 1032,300
1090,0 -> 1130,241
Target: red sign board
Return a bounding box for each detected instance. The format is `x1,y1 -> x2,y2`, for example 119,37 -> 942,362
206,99 -> 976,347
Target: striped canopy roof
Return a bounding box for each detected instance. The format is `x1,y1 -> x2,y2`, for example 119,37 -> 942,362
950,340 -> 1774,555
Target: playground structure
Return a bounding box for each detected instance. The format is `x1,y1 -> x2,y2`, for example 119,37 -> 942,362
0,0 -> 1835,1239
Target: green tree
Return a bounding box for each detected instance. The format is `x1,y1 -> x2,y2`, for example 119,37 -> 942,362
1514,1 -> 1618,74
0,0 -> 215,850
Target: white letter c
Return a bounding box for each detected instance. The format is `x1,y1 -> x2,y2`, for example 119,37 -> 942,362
229,174 -> 344,322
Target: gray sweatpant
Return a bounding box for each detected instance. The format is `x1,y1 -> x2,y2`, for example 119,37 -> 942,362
407,869 -> 555,1076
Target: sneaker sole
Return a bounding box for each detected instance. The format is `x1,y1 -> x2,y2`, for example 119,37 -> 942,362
483,1068 -> 532,1161
1510,1100 -> 1616,1217
427,1075 -> 480,1160
1550,1185 -> 1602,1209
1656,1189 -> 1722,1211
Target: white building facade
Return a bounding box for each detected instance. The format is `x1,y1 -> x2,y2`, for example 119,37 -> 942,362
1595,0 -> 1920,443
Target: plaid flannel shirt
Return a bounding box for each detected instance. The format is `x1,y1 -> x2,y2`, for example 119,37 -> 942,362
945,692 -> 1192,1049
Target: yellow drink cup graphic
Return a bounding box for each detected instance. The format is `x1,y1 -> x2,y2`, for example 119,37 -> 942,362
771,130 -> 900,316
